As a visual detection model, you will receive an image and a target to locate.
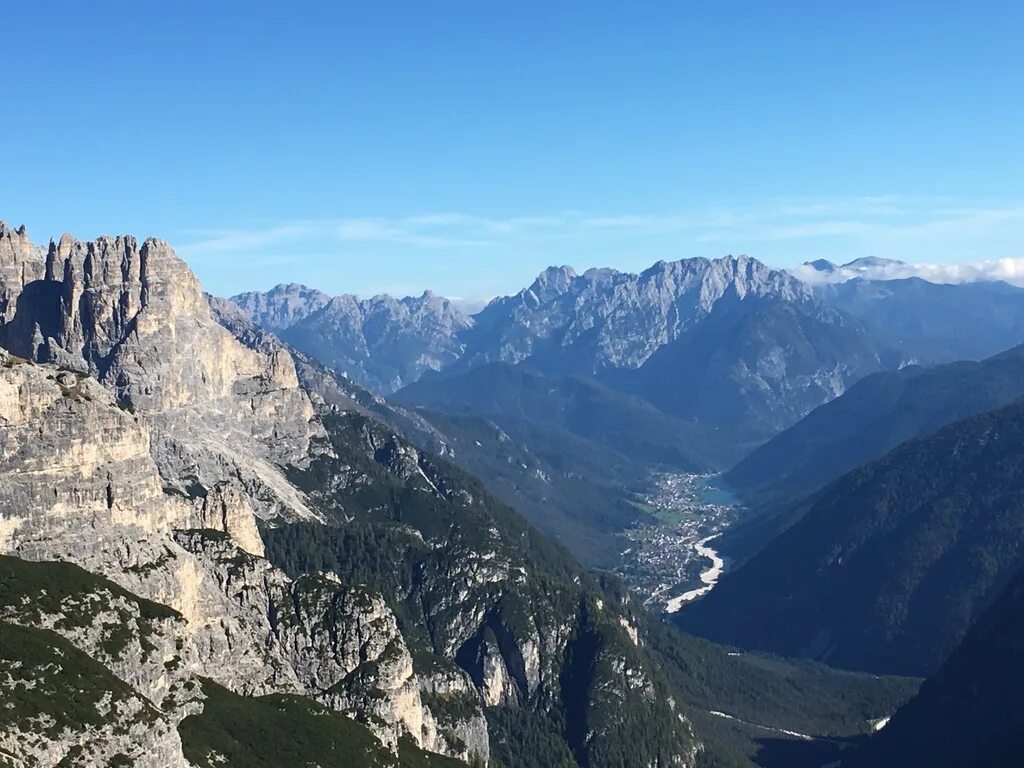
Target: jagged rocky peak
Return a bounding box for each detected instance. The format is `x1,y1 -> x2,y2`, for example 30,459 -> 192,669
0,225 -> 320,522
401,288 -> 467,317
0,228 -> 303,413
0,221 -> 46,323
230,282 -> 473,394
466,253 -> 819,373
233,282 -> 472,335
359,289 -> 474,332
526,264 -> 578,303
639,254 -> 811,306
231,282 -> 332,332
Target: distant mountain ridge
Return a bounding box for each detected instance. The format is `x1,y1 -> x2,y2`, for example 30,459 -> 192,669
233,284 -> 472,393
231,282 -> 331,332
235,255 -> 825,387
235,255 -> 899,449
460,255 -> 815,375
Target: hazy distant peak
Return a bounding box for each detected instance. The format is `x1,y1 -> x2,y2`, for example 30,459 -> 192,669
231,283 -> 332,332
789,255 -> 1024,288
522,265 -> 578,306
804,258 -> 837,272
842,256 -> 907,269
531,264 -> 577,288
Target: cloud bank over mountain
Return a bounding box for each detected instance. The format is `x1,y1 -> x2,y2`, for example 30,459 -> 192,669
791,255 -> 1024,286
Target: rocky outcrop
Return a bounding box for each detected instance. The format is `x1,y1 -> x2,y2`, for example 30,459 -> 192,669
0,225 -> 321,522
0,352 -> 185,549
186,481 -> 265,557
0,222 -> 45,324
171,530 -> 484,756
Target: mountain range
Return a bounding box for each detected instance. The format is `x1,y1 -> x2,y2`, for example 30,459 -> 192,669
235,255 -> 1024,462
234,255 -> 900,451
5,217 -> 1024,767
232,254 -> 1024,574
232,283 -> 472,394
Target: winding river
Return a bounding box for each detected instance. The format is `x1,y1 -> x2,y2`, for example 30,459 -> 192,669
664,534 -> 725,613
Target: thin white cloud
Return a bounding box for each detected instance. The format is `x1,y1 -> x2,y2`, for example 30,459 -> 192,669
175,197 -> 1024,281
180,224 -> 315,253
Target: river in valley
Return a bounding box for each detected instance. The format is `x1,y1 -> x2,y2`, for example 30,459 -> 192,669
613,473 -> 740,614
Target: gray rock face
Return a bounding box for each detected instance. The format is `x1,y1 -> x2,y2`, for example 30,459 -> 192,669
0,351 -> 186,551
0,222 -> 45,324
231,282 -> 331,332
466,255 -> 815,374
0,226 -> 322,523
232,285 -> 473,393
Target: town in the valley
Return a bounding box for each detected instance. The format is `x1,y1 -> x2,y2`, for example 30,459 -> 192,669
614,472 -> 741,614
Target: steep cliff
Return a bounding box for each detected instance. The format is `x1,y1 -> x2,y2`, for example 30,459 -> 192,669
0,227 -> 320,522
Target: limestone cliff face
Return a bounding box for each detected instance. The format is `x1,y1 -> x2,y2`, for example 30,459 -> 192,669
0,350 -> 275,557
0,352 -> 184,549
0,351 -> 485,763
0,222 -> 45,324
0,224 -> 321,522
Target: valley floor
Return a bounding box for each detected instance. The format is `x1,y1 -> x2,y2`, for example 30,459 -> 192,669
613,473 -> 741,614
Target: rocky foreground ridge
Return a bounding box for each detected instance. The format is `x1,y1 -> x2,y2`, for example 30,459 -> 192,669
0,222 -> 698,767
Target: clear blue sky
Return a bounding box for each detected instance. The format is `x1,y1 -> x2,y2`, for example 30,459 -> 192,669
2,1 -> 1022,301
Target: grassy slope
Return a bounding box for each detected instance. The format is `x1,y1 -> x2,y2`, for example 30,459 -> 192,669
179,679 -> 465,768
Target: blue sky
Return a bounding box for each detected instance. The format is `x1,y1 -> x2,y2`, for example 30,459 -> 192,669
2,1 -> 1022,302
